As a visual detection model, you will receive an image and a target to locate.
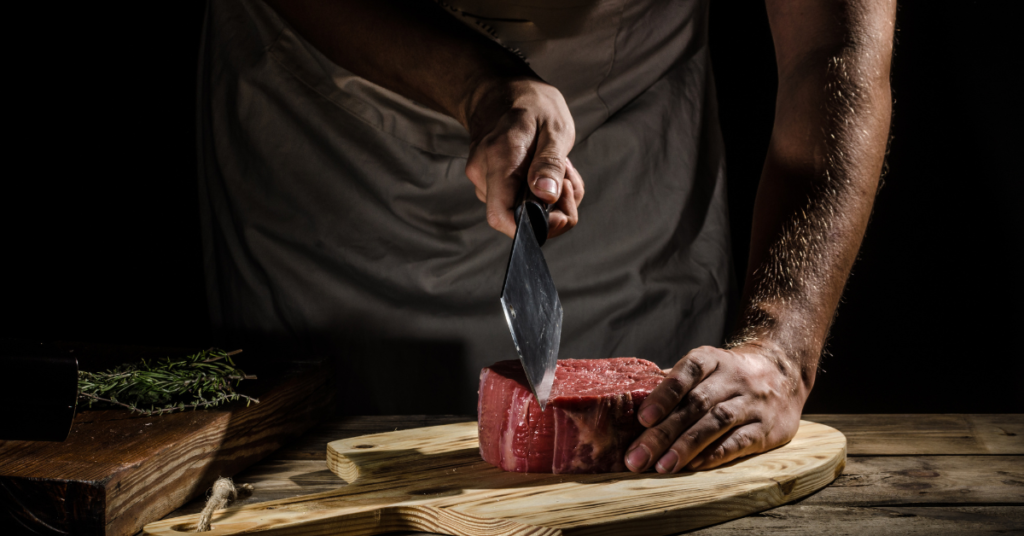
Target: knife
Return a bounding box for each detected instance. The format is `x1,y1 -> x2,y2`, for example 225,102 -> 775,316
500,186 -> 563,411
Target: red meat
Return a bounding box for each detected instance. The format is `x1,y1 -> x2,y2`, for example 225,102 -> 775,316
478,358 -> 665,473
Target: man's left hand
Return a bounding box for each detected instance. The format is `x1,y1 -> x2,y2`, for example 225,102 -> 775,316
624,345 -> 807,473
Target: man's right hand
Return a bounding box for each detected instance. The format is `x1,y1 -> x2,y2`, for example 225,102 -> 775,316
265,0 -> 584,240
464,79 -> 584,240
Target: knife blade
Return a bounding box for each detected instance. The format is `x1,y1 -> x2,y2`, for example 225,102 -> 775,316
500,189 -> 562,411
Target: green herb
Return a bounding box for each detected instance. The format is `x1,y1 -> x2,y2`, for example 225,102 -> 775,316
77,348 -> 259,416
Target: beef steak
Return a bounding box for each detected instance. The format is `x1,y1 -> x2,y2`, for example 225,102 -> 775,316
478,358 -> 665,473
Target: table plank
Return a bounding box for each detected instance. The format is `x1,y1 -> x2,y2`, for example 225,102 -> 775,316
969,415 -> 1024,454
804,414 -> 1024,455
804,456 -> 1024,506
688,506 -> 1024,535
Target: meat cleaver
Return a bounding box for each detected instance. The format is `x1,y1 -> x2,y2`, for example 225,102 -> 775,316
500,187 -> 562,411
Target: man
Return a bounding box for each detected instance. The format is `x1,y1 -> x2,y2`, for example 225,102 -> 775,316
199,0 -> 894,474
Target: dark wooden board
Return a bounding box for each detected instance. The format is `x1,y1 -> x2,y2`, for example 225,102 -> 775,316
0,346 -> 335,536
689,506 -> 1024,535
804,414 -> 1024,455
804,456 -> 1024,506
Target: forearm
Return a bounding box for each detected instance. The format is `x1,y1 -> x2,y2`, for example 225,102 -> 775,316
733,1 -> 896,392
264,0 -> 533,129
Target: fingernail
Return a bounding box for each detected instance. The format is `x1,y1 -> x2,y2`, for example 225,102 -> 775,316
625,445 -> 651,471
655,450 -> 678,474
689,458 -> 704,470
535,177 -> 557,195
639,405 -> 661,427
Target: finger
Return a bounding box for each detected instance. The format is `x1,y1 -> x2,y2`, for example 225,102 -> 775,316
486,171 -> 521,238
546,178 -> 579,239
638,347 -> 719,428
546,157 -> 583,238
687,423 -> 767,470
465,141 -> 488,199
565,158 -> 584,206
527,122 -> 573,204
483,135 -> 533,239
655,398 -> 749,473
624,383 -> 725,473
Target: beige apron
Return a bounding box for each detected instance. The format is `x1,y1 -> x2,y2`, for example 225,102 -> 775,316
198,0 -> 734,414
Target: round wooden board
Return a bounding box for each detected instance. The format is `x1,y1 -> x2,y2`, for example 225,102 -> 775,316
145,420 -> 846,536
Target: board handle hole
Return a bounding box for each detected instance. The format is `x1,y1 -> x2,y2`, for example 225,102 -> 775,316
353,444 -> 375,449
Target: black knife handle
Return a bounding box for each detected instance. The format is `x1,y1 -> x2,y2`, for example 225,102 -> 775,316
514,186 -> 551,247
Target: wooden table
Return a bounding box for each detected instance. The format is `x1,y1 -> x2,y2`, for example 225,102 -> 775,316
163,414 -> 1024,535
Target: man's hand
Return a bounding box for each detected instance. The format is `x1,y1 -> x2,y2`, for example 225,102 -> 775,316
624,345 -> 805,473
263,0 -> 584,240
464,79 -> 584,239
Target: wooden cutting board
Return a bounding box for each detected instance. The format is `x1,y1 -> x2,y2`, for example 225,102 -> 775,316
0,343 -> 334,536
145,419 -> 845,535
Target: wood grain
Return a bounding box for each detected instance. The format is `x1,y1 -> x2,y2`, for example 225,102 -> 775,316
689,505 -> 1024,535
804,414 -> 1024,455
0,356 -> 334,536
805,456 -> 1024,506
145,420 -> 845,536
968,415 -> 1024,455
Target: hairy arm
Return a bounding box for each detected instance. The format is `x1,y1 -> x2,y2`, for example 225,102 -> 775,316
626,0 -> 895,473
735,0 -> 895,376
264,0 -> 584,237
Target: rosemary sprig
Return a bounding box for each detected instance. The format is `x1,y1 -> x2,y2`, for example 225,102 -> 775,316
77,348 -> 259,416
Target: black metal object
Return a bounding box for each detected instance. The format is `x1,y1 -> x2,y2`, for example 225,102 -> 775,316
501,193 -> 562,411
0,342 -> 78,442
513,187 -> 551,247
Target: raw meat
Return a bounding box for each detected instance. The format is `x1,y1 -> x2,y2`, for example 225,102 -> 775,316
478,358 -> 665,473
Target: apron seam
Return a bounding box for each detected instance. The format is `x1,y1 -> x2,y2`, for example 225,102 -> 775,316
265,37 -> 469,158
252,0 -> 469,158
591,1 -> 627,132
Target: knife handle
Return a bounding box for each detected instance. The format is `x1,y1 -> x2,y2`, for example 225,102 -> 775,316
515,187 -> 551,247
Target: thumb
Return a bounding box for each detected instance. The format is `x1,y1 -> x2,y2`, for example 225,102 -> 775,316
527,125 -> 572,204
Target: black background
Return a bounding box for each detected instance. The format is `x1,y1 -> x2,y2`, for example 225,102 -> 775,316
5,2 -> 1021,412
